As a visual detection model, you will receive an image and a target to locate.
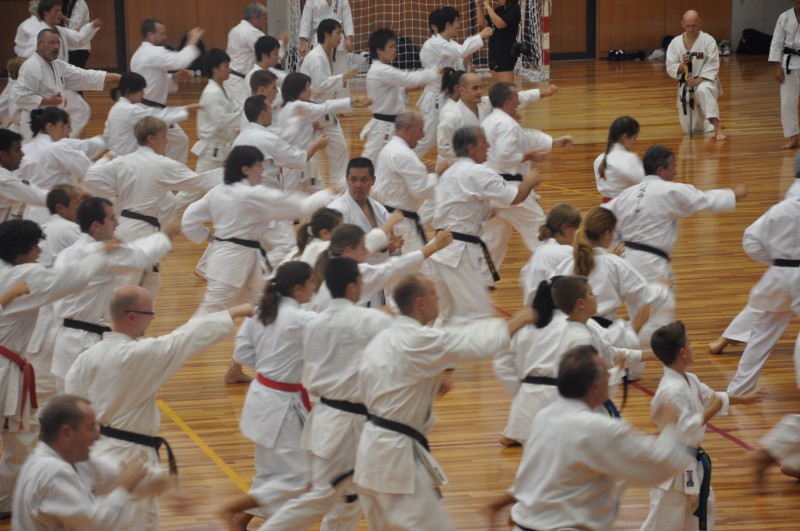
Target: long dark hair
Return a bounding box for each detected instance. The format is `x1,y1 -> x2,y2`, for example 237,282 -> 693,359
296,208 -> 343,253
312,224 -> 364,289
598,116 -> 639,179
257,261 -> 312,325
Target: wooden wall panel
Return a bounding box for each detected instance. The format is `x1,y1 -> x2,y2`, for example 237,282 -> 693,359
125,0 -> 198,68
550,0 -> 587,54
665,0 -> 732,42
0,1 -> 30,68
196,0 -> 255,56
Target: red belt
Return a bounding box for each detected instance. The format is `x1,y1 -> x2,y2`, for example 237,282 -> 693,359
257,374 -> 311,411
601,196 -> 613,204
0,345 -> 38,425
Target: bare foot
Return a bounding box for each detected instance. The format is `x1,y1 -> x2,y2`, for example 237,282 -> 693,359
224,361 -> 252,385
709,337 -> 730,354
193,268 -> 207,281
715,132 -> 727,141
499,436 -> 521,447
780,464 -> 800,481
782,137 -> 798,150
229,511 -> 255,531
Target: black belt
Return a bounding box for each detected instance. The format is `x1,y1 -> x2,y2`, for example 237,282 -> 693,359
230,69 -> 245,78
320,396 -> 369,416
784,47 -> 800,73
63,318 -> 111,336
99,425 -> 178,475
141,98 -> 167,109
323,114 -> 338,124
520,375 -> 557,386
448,231 -> 500,282
591,315 -> 613,328
120,209 -> 160,229
368,414 -> 429,452
774,259 -> 800,267
383,205 -> 428,244
329,469 -> 359,503
513,523 -> 540,531
500,173 -> 523,182
623,241 -> 670,262
214,237 -> 273,270
373,113 -> 397,123
694,447 -> 712,530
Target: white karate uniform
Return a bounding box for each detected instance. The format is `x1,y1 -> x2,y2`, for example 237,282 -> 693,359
299,0 -> 354,99
373,135 -> 437,253
771,9 -> 800,138
429,157 -> 517,324
183,182 -> 334,316
243,65 -> 287,107
235,300 -> 316,519
64,311 -> 235,531
593,143 -> 645,200
12,443 -> 136,531
666,31 -> 722,135
361,63 -> 440,163
50,233 -> 172,386
509,397 -> 696,531
224,19 -> 265,106
103,97 -> 189,156
297,238 -> 329,267
66,0 -> 92,54
263,299 -> 392,531
130,41 -> 200,163
519,238 -> 572,307
726,197 -> 800,394
493,312 -> 568,442
192,80 -> 241,172
641,367 -> 729,531
761,414 -> 800,472
0,166 -> 47,222
0,79 -> 21,131
11,51 -> 106,141
14,15 -> 40,59
415,33 -> 485,157
0,251 -> 108,513
482,107 -> 551,270
354,316 -> 512,530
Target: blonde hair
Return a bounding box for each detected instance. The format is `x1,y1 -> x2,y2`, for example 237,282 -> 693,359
539,203 -> 581,242
573,207 -> 616,276
7,57 -> 26,80
134,117 -> 167,146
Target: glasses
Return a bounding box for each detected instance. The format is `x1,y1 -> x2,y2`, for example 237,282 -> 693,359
125,310 -> 155,316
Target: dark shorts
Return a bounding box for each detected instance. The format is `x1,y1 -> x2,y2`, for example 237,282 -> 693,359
489,47 -> 517,72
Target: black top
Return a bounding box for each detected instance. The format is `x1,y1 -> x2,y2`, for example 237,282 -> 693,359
488,4 -> 521,54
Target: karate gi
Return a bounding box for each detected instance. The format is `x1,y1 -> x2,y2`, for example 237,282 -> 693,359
415,33 -> 485,157
373,135 -> 437,253
192,80 -> 241,172
493,311 -> 568,442
50,232 -> 172,387
183,182 -> 334,316
354,316 -> 512,530
593,143 -> 645,200
64,311 -> 236,530
641,367 -> 729,531
235,299 -> 316,519
84,146 -> 222,297
12,443 -> 136,531
0,79 -> 22,132
224,19 -> 265,106
130,41 -> 200,163
482,107 -> 552,270
771,9 -> 800,138
760,414 -> 800,473
361,63 -> 440,163
429,157 -> 517,324
299,0 -> 354,99
666,32 -> 722,135
519,237 -> 571,307
263,299 -> 392,531
243,65 -> 287,105
727,197 -> 800,394
0,166 -> 47,222
12,51 -> 106,141
0,251 -> 108,513
14,15 -> 40,59
103,97 -> 189,156
509,398 -> 696,531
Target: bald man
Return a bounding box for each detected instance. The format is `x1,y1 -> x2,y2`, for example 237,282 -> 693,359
666,10 -> 726,140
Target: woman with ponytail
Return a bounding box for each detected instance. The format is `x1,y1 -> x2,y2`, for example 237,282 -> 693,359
593,115 -> 644,202
520,203 -> 581,306
493,277 -> 568,446
103,72 -> 201,156
294,207 -> 343,266
555,206 -> 673,349
232,261 -> 317,528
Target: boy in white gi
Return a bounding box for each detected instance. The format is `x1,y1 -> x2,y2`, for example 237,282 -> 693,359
770,0 -> 800,149
299,0 -> 354,99
641,321 -> 764,530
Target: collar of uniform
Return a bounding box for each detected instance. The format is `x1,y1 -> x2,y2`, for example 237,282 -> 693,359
642,174 -> 662,183
662,365 -> 687,383
102,330 -> 137,342
327,298 -> 355,310
610,142 -> 627,154
559,396 -> 594,412
394,314 -> 424,327
593,246 -> 609,255
390,135 -> 409,150
246,121 -> 268,132
137,145 -> 157,156
33,133 -> 54,145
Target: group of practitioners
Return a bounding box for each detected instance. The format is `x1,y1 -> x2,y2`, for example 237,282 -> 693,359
0,1 -> 800,530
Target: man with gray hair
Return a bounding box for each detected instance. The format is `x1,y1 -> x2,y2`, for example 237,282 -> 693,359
373,109 -> 446,253
429,126 -> 540,325
224,3 -> 277,107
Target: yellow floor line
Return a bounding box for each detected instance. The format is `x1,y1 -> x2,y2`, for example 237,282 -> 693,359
157,399 -> 249,493
539,182 -> 602,198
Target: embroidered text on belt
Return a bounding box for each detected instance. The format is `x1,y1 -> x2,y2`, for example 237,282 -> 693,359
368,414 -> 429,451
100,425 -> 178,475
257,373 -> 311,411
784,47 -> 800,73
320,396 -> 368,416
63,318 -> 111,336
383,205 -> 428,244
0,345 -> 37,425
214,236 -> 273,271
623,241 -> 670,262
121,209 -> 160,229
447,231 -> 500,282
373,113 -> 397,123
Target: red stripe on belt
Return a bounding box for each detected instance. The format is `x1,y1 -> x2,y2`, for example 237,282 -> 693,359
601,196 -> 613,204
257,373 -> 311,411
0,345 -> 38,425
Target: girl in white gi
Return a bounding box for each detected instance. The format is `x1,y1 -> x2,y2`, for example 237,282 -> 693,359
555,207 -> 672,349
593,116 -> 644,203
275,73 -> 369,193
229,261 -> 317,529
519,203 -> 581,306
103,72 -> 200,157
293,207 -> 343,266
18,107 -> 91,225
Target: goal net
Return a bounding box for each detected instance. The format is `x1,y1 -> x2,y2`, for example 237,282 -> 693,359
286,0 -> 550,82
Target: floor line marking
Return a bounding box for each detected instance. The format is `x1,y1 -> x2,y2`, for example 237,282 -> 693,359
538,182 -> 602,198
158,399 -> 250,493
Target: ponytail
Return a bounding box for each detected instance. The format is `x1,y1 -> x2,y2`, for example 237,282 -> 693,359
440,67 -> 465,97
296,207 -> 343,253
29,106 -> 69,137
312,223 -> 364,289
257,261 -> 312,325
573,207 -> 616,276
532,277 -> 561,329
599,115 -> 640,179
538,203 -> 581,242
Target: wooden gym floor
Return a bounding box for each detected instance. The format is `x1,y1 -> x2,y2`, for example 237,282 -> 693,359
2,55 -> 800,529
